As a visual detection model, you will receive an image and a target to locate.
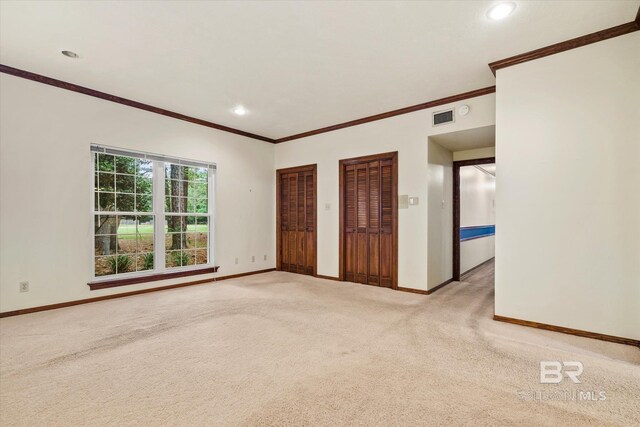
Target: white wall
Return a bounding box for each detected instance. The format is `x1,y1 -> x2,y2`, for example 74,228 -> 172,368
495,32 -> 640,340
0,74 -> 275,312
275,94 -> 495,290
453,146 -> 495,161
427,140 -> 452,288
459,165 -> 495,274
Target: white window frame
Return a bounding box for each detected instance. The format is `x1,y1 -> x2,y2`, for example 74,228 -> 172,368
90,146 -> 216,282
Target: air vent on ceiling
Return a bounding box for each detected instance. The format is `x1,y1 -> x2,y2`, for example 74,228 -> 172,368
432,108 -> 454,126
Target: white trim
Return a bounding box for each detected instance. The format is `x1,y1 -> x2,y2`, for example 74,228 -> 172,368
90,151 -> 96,281
153,159 -> 165,271
91,144 -> 216,170
209,167 -> 216,267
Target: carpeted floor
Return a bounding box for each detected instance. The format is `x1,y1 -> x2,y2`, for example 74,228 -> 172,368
1,267 -> 639,426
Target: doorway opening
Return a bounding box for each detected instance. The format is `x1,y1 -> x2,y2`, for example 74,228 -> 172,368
453,158 -> 495,281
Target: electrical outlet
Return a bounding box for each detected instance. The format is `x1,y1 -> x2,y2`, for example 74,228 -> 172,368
264,254 -> 267,261
251,255 -> 255,263
19,281 -> 29,293
235,257 -> 239,264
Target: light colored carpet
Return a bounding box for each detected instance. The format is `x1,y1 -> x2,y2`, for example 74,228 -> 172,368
1,269 -> 639,426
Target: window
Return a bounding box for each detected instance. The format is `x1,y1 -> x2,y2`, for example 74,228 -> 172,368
92,146 -> 215,281
163,163 -> 210,268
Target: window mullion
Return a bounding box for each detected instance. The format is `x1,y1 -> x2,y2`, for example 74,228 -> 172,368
154,160 -> 166,271
209,169 -> 215,267
91,153 -> 97,279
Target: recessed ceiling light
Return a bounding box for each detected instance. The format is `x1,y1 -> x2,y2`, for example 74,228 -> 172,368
233,105 -> 248,116
487,2 -> 516,20
61,50 -> 79,58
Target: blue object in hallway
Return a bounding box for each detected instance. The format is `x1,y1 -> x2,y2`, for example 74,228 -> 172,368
460,225 -> 495,241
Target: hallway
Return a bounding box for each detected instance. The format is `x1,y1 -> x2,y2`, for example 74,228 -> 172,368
460,258 -> 495,286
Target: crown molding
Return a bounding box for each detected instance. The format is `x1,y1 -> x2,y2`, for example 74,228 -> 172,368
488,19 -> 639,76
0,64 -> 276,143
275,86 -> 496,143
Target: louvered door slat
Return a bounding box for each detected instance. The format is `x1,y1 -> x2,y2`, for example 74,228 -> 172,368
288,175 -> 298,271
295,172 -> 305,273
345,166 -> 356,282
355,164 -> 368,283
305,172 -> 314,274
379,160 -> 393,286
368,161 -> 380,285
281,174 -> 289,271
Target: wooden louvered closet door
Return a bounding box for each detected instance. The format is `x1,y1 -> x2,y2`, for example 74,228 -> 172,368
277,165 -> 316,276
341,152 -> 397,288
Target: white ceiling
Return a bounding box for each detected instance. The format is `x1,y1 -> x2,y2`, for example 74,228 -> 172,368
430,125 -> 495,152
1,1 -> 637,139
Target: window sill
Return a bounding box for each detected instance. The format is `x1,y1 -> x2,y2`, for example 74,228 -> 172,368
88,266 -> 220,290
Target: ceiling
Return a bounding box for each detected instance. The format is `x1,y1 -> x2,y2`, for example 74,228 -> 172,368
430,125 -> 495,152
1,1 -> 637,139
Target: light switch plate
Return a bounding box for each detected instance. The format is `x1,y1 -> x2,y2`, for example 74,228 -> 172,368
409,197 -> 419,206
